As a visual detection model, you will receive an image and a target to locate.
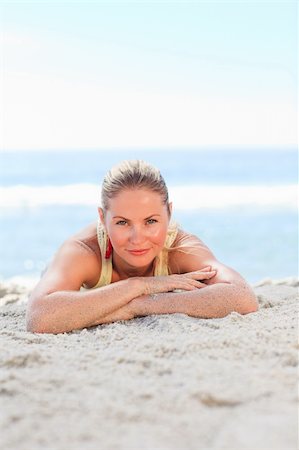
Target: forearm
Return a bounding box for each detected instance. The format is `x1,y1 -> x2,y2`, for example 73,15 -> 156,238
89,302 -> 135,325
131,282 -> 259,319
27,278 -> 143,334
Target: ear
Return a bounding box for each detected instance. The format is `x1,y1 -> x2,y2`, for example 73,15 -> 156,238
98,207 -> 105,226
168,202 -> 173,217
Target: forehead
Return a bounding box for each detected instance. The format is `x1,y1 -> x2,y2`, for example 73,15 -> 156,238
108,189 -> 164,212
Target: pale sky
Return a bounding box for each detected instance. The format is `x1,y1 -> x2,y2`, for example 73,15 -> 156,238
0,0 -> 297,151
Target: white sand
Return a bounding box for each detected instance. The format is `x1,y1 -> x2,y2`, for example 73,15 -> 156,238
0,278 -> 298,450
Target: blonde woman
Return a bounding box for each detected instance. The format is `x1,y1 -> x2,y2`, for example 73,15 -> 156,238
26,160 -> 258,334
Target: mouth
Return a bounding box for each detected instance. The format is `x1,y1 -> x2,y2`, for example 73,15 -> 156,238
127,249 -> 150,256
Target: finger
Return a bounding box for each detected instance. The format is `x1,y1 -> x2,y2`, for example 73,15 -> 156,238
178,284 -> 201,291
185,267 -> 211,275
170,280 -> 200,291
196,271 -> 217,280
184,281 -> 206,290
185,267 -> 215,276
185,270 -> 217,280
193,280 -> 208,288
199,266 -> 213,272
181,280 -> 207,290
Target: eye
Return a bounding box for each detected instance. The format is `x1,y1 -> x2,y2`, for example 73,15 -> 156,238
147,219 -> 158,225
116,220 -> 127,226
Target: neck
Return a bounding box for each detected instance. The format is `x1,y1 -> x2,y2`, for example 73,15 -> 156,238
112,254 -> 155,280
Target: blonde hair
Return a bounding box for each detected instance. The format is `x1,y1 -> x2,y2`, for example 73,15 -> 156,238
101,159 -> 201,256
101,160 -> 170,214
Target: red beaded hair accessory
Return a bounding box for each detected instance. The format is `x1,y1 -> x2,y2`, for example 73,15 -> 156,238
105,237 -> 113,259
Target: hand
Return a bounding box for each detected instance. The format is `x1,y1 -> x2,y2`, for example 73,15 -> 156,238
140,266 -> 217,296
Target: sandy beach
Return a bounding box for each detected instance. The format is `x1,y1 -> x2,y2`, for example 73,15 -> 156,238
0,277 -> 298,450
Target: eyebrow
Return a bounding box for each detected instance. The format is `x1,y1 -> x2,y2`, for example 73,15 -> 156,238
113,214 -> 161,220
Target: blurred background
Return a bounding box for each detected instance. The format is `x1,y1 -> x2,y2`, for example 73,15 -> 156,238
0,0 -> 297,285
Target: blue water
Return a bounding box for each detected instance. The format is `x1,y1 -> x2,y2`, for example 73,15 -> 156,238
0,148 -> 297,284
0,148 -> 297,186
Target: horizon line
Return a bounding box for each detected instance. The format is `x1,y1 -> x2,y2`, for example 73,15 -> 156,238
1,145 -> 297,153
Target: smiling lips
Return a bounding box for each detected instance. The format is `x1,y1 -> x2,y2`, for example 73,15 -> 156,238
128,249 -> 150,256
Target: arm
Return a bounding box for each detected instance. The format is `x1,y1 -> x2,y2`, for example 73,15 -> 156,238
130,237 -> 259,319
26,238 -> 213,333
94,262 -> 258,322
26,239 -> 144,334
87,268 -> 218,325
130,276 -> 258,319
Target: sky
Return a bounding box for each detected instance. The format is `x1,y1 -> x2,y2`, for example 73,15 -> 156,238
0,0 -> 297,151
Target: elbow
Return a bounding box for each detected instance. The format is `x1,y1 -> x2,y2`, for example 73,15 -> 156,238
26,316 -> 42,333
26,320 -> 42,334
26,316 -> 59,334
214,282 -> 259,317
26,298 -> 56,334
26,297 -> 79,334
211,282 -> 259,317
26,309 -> 48,334
26,299 -> 39,333
236,288 -> 259,316
26,293 -> 44,333
239,300 -> 259,315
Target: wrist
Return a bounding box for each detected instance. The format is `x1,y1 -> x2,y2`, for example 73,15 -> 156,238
129,276 -> 149,297
129,295 -> 150,317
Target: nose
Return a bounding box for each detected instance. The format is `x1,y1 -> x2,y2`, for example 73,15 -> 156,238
129,226 -> 145,245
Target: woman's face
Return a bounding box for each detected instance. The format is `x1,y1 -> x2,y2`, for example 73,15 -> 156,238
99,189 -> 172,269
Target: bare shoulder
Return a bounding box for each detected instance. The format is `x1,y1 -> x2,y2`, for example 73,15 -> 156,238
169,228 -> 246,285
29,222 -> 101,302
70,221 -> 100,257
169,228 -> 215,273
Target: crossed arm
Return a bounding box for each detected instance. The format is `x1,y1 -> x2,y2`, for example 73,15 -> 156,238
27,238 -> 258,333
91,260 -> 258,325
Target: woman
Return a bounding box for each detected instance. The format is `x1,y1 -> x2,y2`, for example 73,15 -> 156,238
26,160 -> 258,334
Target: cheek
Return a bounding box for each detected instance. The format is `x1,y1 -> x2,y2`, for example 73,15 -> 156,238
109,229 -> 126,246
149,226 -> 168,246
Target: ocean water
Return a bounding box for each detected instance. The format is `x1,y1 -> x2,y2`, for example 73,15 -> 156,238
0,148 -> 297,284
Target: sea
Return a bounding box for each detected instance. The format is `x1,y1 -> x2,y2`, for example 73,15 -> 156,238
0,148 -> 297,285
